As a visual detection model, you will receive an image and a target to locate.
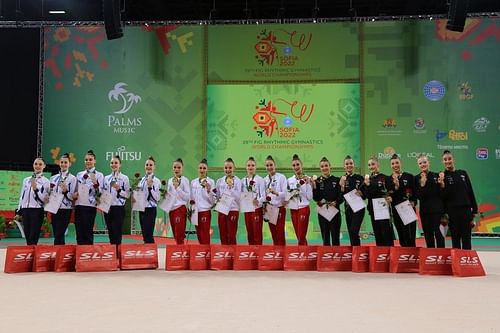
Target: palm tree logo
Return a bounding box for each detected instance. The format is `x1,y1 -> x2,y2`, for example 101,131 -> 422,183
108,82 -> 142,114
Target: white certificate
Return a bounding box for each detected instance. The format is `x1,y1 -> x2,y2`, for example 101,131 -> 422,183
343,189 -> 366,213
440,224 -> 448,238
44,191 -> 64,214
159,192 -> 176,213
131,190 -> 146,212
316,204 -> 339,222
76,184 -> 91,206
190,208 -> 198,226
215,193 -> 234,216
96,191 -> 113,214
372,198 -> 390,221
239,192 -> 256,213
14,220 -> 26,238
394,200 -> 417,226
264,204 -> 279,225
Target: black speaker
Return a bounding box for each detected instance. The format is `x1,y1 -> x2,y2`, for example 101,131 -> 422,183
446,0 -> 469,32
103,0 -> 123,40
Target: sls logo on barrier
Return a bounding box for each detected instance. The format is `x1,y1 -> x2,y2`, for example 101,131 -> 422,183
288,252 -> 317,260
459,256 -> 479,265
194,251 -> 210,259
38,251 -> 57,260
213,252 -> 233,260
398,254 -> 419,264
62,253 -> 74,262
376,254 -> 389,263
170,251 -> 189,259
123,250 -> 156,258
79,252 -> 115,261
262,252 -> 283,260
356,253 -> 369,261
321,253 -> 352,261
424,255 -> 452,265
14,253 -> 33,262
238,251 -> 258,260
107,82 -> 143,134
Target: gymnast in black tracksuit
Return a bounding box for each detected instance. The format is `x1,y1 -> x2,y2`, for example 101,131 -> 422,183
339,155 -> 366,246
387,154 -> 417,247
312,157 -> 343,246
438,150 -> 477,250
361,156 -> 394,247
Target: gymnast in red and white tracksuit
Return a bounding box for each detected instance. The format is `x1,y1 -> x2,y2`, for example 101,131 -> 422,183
263,155 -> 288,246
215,158 -> 241,245
286,154 -> 313,245
241,156 -> 266,245
190,158 -> 216,244
167,158 -> 191,245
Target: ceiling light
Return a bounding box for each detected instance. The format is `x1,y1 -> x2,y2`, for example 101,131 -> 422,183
49,10 -> 66,14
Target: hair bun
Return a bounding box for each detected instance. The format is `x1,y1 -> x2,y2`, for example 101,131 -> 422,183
344,155 -> 352,160
200,158 -> 208,164
148,155 -> 155,162
248,156 -> 255,161
443,150 -> 451,155
175,158 -> 183,165
226,157 -> 234,162
391,153 -> 400,160
266,155 -> 273,160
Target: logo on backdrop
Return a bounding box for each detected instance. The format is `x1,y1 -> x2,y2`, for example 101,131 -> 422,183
407,152 -> 435,159
413,118 -> 427,134
423,81 -> 446,101
107,82 -> 143,134
458,82 -> 474,100
254,29 -> 312,67
476,148 -> 488,160
376,118 -> 402,136
472,117 -> 490,132
378,146 -> 400,160
105,146 -> 142,161
496,149 -> 500,159
436,129 -> 469,151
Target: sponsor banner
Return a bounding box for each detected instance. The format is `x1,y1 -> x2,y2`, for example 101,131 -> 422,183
210,245 -> 235,270
352,246 -> 369,273
317,246 -> 353,272
368,246 -> 391,273
75,245 -> 119,272
189,245 -> 211,270
233,245 -> 260,270
418,248 -> 453,275
166,245 -> 190,271
258,245 -> 285,271
4,246 -> 35,273
54,245 -> 77,272
389,247 -> 420,273
119,243 -> 158,270
284,246 -> 318,271
33,245 -> 58,272
451,249 -> 486,277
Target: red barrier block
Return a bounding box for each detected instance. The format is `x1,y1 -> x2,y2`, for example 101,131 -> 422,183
233,245 -> 260,270
54,245 -> 76,272
352,246 -> 369,273
317,246 -> 353,272
210,245 -> 235,270
75,244 -> 119,272
389,247 -> 420,273
369,246 -> 391,273
284,246 -> 318,271
451,249 -> 486,277
120,243 -> 158,270
419,248 -> 453,275
258,245 -> 285,271
4,246 -> 35,273
166,244 -> 190,271
33,245 -> 57,272
189,245 -> 211,270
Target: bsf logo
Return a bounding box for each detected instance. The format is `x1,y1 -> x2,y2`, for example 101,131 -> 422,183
398,254 -> 419,264
213,251 -> 233,260
321,252 -> 352,261
238,251 -> 258,260
288,252 -> 317,260
38,251 -> 57,260
170,251 -> 189,259
194,251 -> 211,259
459,256 -> 479,265
424,255 -> 452,265
123,250 -> 156,258
79,252 -> 115,261
376,254 -> 389,263
262,251 -> 283,260
14,253 -> 34,262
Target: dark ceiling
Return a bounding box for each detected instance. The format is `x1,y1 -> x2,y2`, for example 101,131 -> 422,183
1,0 -> 499,22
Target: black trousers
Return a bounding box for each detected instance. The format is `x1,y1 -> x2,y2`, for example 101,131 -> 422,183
75,205 -> 96,245
104,205 -> 125,245
420,213 -> 445,248
51,208 -> 72,245
370,214 -> 394,247
317,213 -> 341,246
448,207 -> 473,250
139,207 -> 157,244
21,208 -> 44,245
346,207 -> 365,246
392,209 -> 416,247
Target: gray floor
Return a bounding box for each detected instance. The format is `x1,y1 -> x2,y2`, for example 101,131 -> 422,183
1,249 -> 499,333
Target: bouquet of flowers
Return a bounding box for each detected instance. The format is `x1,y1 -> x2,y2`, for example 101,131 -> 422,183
131,172 -> 141,191
160,179 -> 167,197
316,198 -> 335,209
246,178 -> 256,192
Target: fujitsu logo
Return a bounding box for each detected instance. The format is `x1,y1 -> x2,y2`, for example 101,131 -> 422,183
123,250 -> 156,258
398,254 -> 419,264
194,251 -> 211,259
14,253 -> 33,262
213,251 -> 233,260
38,251 -> 57,260
321,252 -> 352,261
288,252 -> 317,260
459,256 -> 479,265
238,251 -> 258,260
79,252 -> 115,261
262,252 -> 283,260
170,251 -> 189,259
424,255 -> 452,265
376,254 -> 389,262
